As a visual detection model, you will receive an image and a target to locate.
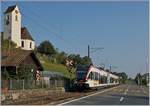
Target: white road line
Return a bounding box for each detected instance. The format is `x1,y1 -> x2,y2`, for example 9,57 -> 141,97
124,88 -> 128,95
120,97 -> 124,102
120,86 -> 128,102
57,86 -> 119,106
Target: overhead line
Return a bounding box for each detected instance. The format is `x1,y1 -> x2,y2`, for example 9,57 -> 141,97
20,4 -> 59,33
2,3 -> 79,51
22,12 -> 78,49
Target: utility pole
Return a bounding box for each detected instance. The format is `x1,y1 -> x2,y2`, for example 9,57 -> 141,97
110,65 -> 111,72
88,45 -> 90,58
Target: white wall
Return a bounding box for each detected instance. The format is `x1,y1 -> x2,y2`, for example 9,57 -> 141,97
11,6 -> 21,47
3,13 -> 11,39
3,5 -> 36,51
3,6 -> 21,47
21,39 -> 35,50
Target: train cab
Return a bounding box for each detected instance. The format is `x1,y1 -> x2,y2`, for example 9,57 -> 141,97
75,64 -> 119,90
75,65 -> 91,89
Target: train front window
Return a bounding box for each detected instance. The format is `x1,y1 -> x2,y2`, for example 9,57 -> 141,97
76,72 -> 86,80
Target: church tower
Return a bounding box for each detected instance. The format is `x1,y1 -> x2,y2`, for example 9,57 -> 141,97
3,5 -> 21,47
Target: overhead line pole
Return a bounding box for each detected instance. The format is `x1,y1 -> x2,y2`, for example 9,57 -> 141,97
88,45 -> 90,58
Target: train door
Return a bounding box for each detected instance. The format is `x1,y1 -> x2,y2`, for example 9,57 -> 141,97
99,74 -> 101,84
107,73 -> 110,84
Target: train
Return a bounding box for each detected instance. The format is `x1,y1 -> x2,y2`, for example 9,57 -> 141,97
74,64 -> 119,90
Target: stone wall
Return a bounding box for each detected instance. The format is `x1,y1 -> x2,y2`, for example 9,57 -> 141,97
1,87 -> 65,102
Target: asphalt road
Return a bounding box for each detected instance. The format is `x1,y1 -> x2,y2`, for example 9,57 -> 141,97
60,84 -> 149,105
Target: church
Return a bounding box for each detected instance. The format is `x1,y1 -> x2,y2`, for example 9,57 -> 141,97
2,5 -> 35,50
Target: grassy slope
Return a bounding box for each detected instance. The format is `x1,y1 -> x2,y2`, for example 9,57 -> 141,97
37,53 -> 75,78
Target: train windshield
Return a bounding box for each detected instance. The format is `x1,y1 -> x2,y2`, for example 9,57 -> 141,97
76,71 -> 87,80
76,65 -> 89,80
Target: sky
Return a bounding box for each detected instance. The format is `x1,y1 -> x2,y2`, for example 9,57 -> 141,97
1,1 -> 149,78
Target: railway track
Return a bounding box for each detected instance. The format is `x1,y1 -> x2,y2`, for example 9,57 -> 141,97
2,85 -> 118,105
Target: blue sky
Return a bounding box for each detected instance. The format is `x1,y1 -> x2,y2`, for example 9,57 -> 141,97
1,1 -> 149,78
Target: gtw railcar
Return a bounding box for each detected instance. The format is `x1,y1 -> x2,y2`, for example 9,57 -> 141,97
75,64 -> 119,90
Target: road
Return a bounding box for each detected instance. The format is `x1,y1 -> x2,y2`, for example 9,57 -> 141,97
59,84 -> 149,105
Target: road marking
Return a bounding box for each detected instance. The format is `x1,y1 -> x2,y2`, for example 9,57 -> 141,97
57,86 -> 119,105
119,86 -> 128,103
124,88 -> 128,95
120,97 -> 124,102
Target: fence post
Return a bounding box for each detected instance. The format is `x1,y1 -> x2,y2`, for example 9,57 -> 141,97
23,80 -> 25,90
41,78 -> 43,89
10,80 -> 12,90
54,80 -> 56,88
49,79 -> 50,88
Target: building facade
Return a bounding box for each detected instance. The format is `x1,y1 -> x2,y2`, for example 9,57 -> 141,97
3,5 -> 35,50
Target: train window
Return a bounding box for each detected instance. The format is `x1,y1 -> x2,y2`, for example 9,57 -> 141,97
92,72 -> 94,80
110,78 -> 115,83
88,72 -> 91,79
98,74 -> 101,84
88,73 -> 91,79
76,72 -> 86,80
100,76 -> 107,84
95,72 -> 98,80
88,72 -> 94,80
93,72 -> 95,80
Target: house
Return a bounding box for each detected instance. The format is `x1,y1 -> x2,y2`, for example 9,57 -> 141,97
1,50 -> 43,80
3,5 -> 35,50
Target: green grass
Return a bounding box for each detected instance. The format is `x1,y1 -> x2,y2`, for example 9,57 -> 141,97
43,62 -> 69,77
37,53 -> 75,79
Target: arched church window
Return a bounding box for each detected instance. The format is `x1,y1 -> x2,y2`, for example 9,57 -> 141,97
15,15 -> 18,21
30,42 -> 32,48
5,15 -> 9,25
21,41 -> 24,47
6,15 -> 9,20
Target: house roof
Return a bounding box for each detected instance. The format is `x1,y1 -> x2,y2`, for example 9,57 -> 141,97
1,27 -> 34,41
4,5 -> 16,14
21,27 -> 34,41
1,50 -> 43,71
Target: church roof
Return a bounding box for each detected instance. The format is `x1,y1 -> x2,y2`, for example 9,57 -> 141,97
21,27 -> 34,41
4,5 -> 16,14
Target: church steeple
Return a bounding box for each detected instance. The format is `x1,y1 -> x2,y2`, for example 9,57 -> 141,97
3,5 -> 35,50
4,5 -> 21,47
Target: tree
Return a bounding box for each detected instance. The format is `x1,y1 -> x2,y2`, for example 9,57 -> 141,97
18,64 -> 34,80
67,54 -> 80,68
81,56 -> 92,65
120,72 -> 128,83
1,39 -> 17,51
56,51 -> 68,65
135,73 -> 149,85
135,73 -> 142,85
37,40 -> 56,56
112,72 -> 128,84
66,55 -> 92,68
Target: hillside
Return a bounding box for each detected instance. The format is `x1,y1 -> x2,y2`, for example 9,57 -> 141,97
37,53 -> 75,79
